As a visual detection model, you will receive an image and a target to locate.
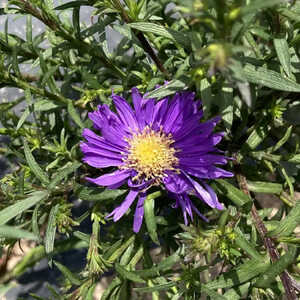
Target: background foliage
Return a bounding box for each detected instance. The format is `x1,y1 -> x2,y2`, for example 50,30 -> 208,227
0,0 -> 300,299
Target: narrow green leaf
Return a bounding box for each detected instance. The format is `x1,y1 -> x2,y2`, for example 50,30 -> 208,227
73,231 -> 90,244
201,285 -> 227,300
129,22 -> 190,48
287,154 -> 300,164
255,246 -> 297,288
24,140 -> 50,185
0,191 -> 48,225
0,225 -> 38,240
107,235 -> 135,262
268,201 -> 300,238
32,204 -> 41,241
45,204 -> 59,258
34,99 -> 61,111
244,122 -> 270,150
75,184 -> 126,202
243,65 -> 300,92
115,263 -> 145,283
16,107 -> 30,130
145,80 -> 186,100
271,126 -> 293,153
246,181 -> 283,194
206,259 -> 269,289
101,277 -> 122,300
214,180 -> 252,207
199,78 -> 213,114
135,250 -> 181,278
144,196 -> 159,244
12,239 -> 87,277
55,1 -> 90,10
48,162 -> 81,190
54,261 -> 81,285
134,282 -> 177,293
234,229 -> 264,261
280,165 -> 294,197
223,283 -> 250,300
241,0 -> 282,16
67,101 -> 84,129
274,38 -> 292,78
221,86 -> 233,130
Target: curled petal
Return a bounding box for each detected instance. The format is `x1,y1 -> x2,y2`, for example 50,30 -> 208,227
107,190 -> 139,222
133,192 -> 146,233
86,169 -> 131,187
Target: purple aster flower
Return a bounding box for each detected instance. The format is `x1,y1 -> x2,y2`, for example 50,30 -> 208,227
81,88 -> 233,233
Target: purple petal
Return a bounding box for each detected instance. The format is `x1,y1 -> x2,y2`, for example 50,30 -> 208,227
182,166 -> 234,179
133,192 -> 146,233
80,142 -> 123,160
107,190 -> 139,222
82,153 -> 122,168
112,94 -> 138,129
86,169 -> 131,186
183,172 -> 221,209
83,129 -> 124,152
127,178 -> 153,190
132,87 -> 142,113
163,172 -> 190,194
201,182 -> 224,210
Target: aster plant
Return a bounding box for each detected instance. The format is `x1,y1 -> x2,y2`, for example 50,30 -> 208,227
81,88 -> 233,232
0,0 -> 300,299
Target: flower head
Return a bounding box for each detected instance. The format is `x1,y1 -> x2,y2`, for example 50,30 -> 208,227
81,88 -> 233,232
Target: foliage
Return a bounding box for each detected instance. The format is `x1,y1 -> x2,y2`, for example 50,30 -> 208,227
0,0 -> 300,299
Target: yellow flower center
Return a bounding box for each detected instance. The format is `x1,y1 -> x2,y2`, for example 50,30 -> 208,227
123,126 -> 178,182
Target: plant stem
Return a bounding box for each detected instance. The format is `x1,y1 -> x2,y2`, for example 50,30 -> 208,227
113,0 -> 170,78
234,165 -> 298,299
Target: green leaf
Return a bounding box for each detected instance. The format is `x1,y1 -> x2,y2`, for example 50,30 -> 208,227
199,78 -> 213,114
241,0 -> 283,16
135,250 -> 181,279
145,80 -> 186,99
134,282 -> 177,293
271,125 -> 293,153
234,229 -> 264,261
115,263 -> 145,283
201,285 -> 227,300
32,204 -> 42,242
268,201 -> 300,238
243,65 -> 300,92
55,1 -> 90,10
12,239 -> 87,277
221,86 -> 233,130
16,107 -> 30,130
128,22 -> 190,48
24,140 -> 50,186
0,225 -> 38,240
67,101 -> 85,129
274,38 -> 293,78
244,122 -> 270,150
106,235 -> 135,262
48,161 -> 81,190
206,259 -> 269,289
255,246 -> 297,288
44,204 -> 59,260
246,181 -> 283,194
74,184 -> 126,202
54,261 -> 82,286
144,193 -> 159,244
34,100 -> 61,111
214,180 -> 252,207
0,191 -> 48,225
101,277 -> 122,300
